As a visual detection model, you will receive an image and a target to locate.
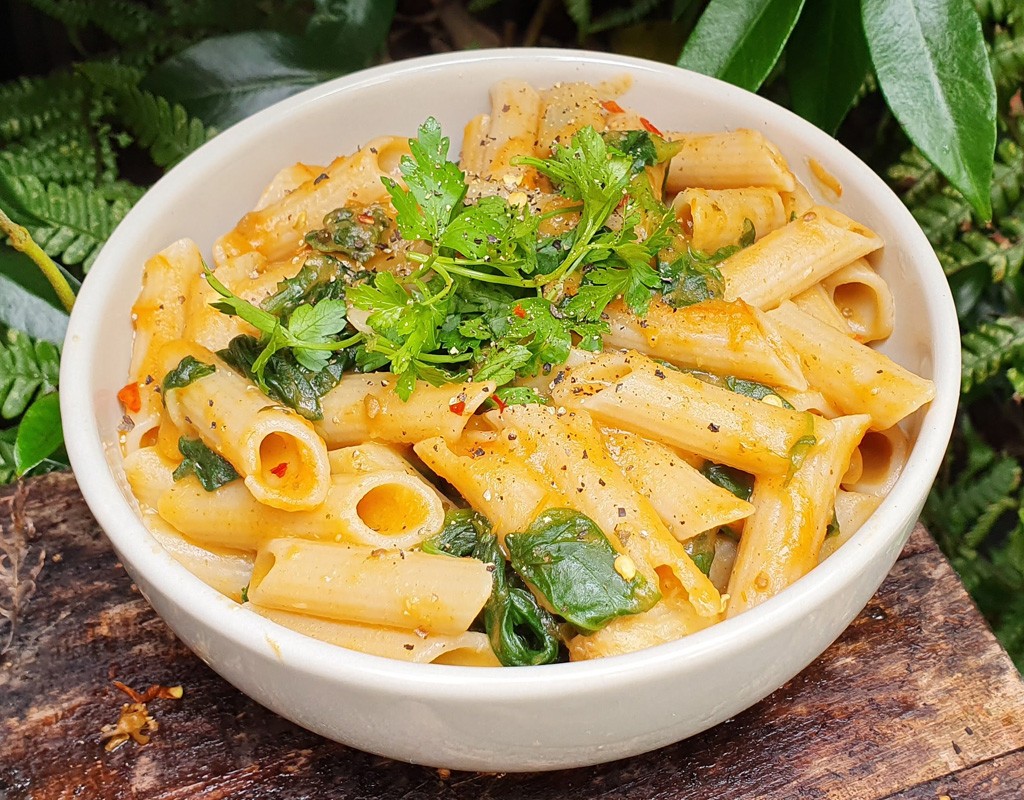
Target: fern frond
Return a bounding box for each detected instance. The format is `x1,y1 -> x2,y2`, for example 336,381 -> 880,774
0,73 -> 91,145
974,0 -> 1019,24
0,123 -> 105,186
23,0 -> 156,46
935,455 -> 1021,544
0,174 -> 137,270
909,189 -> 973,248
116,87 -> 216,169
586,0 -> 664,34
991,17 -> 1024,95
887,148 -> 943,206
961,315 -> 1024,393
0,330 -> 60,421
0,428 -> 15,485
79,64 -> 216,169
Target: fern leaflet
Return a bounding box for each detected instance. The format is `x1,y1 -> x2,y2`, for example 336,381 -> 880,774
0,330 -> 60,421
22,0 -> 156,46
961,316 -> 1024,393
0,173 -> 138,270
117,87 -> 216,168
0,73 -> 91,145
0,428 -> 15,485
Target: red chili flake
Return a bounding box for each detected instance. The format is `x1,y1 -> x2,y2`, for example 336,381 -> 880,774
615,195 -> 628,212
117,382 -> 142,414
600,99 -> 625,114
358,213 -> 375,224
513,304 -> 526,319
640,117 -> 664,137
449,401 -> 466,415
270,462 -> 288,478
491,393 -> 507,412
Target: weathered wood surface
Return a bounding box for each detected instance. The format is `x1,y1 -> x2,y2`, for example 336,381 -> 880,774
2,472 -> 1024,800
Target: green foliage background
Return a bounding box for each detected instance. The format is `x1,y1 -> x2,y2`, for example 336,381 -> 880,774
2,0 -> 1024,666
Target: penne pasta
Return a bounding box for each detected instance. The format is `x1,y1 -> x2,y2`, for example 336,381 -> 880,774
601,429 -> 754,540
602,297 -> 808,390
157,340 -> 331,510
768,301 -> 935,430
249,538 -> 493,635
719,206 -> 883,309
486,404 -> 724,617
821,258 -> 896,343
553,351 -> 820,476
665,129 -> 796,193
673,187 -> 786,253
214,136 -> 411,264
726,414 -> 870,616
251,605 -> 500,666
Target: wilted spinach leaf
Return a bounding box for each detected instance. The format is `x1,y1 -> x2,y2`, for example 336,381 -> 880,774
425,509 -> 561,666
172,436 -> 239,491
218,334 -> 349,421
701,462 -> 754,502
505,508 -> 660,633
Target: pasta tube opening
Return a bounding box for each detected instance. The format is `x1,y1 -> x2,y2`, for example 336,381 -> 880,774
843,426 -> 909,497
349,474 -> 444,550
244,417 -> 330,510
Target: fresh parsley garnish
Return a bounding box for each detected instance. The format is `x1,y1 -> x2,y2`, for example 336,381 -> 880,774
206,269 -> 360,391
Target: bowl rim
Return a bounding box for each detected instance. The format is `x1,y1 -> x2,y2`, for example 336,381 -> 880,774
60,46 -> 961,699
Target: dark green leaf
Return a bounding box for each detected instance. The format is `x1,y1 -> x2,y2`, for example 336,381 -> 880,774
306,0 -> 397,66
684,531 -> 716,576
862,0 -> 997,218
261,253 -> 348,320
786,0 -> 870,134
701,462 -> 754,501
725,376 -> 793,408
218,334 -> 348,421
14,391 -> 63,476
305,205 -> 390,263
677,0 -> 808,91
425,508 -> 561,665
161,355 -> 215,393
422,509 -> 489,558
505,508 -> 660,633
172,436 -> 239,491
0,262 -> 69,343
143,32 -> 344,129
0,328 -> 60,420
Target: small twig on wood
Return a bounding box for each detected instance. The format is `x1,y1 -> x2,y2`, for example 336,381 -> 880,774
0,481 -> 46,655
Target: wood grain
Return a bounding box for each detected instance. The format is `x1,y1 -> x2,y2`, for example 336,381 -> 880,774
2,472 -> 1024,800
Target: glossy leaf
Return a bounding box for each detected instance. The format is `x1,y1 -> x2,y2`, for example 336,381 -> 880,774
144,1 -> 396,129
862,0 -> 996,219
14,391 -> 62,476
306,0 -> 396,63
786,0 -> 870,134
0,250 -> 69,343
677,0 -> 807,91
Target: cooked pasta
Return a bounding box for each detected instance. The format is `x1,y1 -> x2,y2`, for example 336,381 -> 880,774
118,77 -> 934,666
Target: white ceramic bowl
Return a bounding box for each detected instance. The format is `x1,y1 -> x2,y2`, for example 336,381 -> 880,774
61,48 -> 960,772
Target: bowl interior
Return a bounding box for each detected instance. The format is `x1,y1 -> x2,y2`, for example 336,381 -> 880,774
62,49 -> 960,690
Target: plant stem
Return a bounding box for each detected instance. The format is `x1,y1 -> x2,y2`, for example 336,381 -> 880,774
0,208 -> 76,313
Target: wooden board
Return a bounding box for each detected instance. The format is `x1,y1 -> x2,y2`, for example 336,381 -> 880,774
2,472 -> 1024,799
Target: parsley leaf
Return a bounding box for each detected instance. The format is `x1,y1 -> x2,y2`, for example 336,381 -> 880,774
205,270 -> 360,396
383,117 -> 467,242
172,436 -> 239,491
